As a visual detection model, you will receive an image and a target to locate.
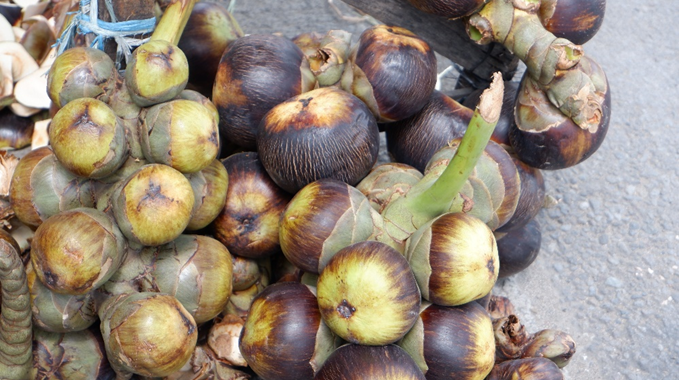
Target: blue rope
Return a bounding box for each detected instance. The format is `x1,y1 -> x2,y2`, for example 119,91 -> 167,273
54,0 -> 156,68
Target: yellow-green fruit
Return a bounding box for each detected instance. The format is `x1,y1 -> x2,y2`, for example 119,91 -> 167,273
112,164 -> 194,246
99,292 -> 197,378
30,207 -> 126,295
26,263 -> 97,333
185,159 -> 229,231
406,212 -> 499,306
125,40 -> 189,107
49,97 -> 128,179
139,235 -> 234,324
46,46 -> 118,107
140,99 -> 220,173
9,147 -> 96,229
317,241 -> 420,346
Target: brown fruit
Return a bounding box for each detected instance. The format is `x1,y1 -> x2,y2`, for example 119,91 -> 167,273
212,152 -> 290,259
212,34 -> 315,150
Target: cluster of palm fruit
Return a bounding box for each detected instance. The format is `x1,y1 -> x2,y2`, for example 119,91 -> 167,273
0,0 -> 611,379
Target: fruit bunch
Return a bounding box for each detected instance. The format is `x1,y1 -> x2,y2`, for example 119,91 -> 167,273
2,0 -> 234,378
0,0 -> 611,379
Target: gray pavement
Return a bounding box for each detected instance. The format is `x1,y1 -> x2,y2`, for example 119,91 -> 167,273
230,1 -> 678,378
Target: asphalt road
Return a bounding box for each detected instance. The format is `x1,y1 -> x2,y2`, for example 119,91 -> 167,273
229,1 -> 679,378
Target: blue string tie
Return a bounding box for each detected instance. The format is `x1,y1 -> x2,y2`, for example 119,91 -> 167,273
53,0 -> 157,68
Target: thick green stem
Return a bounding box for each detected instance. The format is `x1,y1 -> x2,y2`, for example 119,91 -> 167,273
0,239 -> 32,380
380,73 -> 503,250
151,0 -> 196,44
467,0 -> 603,131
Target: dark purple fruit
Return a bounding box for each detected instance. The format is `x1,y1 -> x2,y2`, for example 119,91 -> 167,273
496,219 -> 542,278
399,302 -> 495,379
239,281 -> 335,380
387,90 -> 471,172
314,344 -> 425,380
212,152 -> 291,259
257,87 -> 380,193
406,0 -> 487,19
212,34 -> 315,150
178,1 -> 244,97
539,0 -> 606,45
354,24 -> 437,123
510,56 -> 611,170
496,157 -> 546,233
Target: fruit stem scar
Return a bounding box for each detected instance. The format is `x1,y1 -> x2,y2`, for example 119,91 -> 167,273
337,299 -> 356,319
299,97 -> 313,108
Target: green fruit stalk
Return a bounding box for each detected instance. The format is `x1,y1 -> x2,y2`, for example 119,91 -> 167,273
0,239 -> 32,380
467,0 -> 605,132
380,72 -> 504,250
424,138 -> 520,231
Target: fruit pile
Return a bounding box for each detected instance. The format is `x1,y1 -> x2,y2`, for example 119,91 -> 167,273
0,0 -> 610,379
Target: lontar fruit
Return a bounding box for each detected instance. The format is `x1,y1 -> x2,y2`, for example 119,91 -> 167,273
99,292 -> 198,378
49,97 -> 128,179
314,344 -> 426,379
399,301 -> 496,380
257,87 -> 380,194
112,164 -> 195,246
406,212 -> 499,306
239,281 -> 336,380
316,241 -> 421,346
30,207 -> 126,295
